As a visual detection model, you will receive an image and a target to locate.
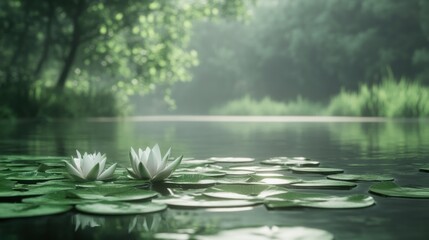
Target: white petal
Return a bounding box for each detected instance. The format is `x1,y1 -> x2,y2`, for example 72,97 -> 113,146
145,150 -> 158,177
157,148 -> 171,172
129,147 -> 139,174
81,153 -> 98,177
152,156 -> 183,181
64,160 -> 84,179
98,163 -> 117,180
98,157 -> 107,177
152,144 -> 162,165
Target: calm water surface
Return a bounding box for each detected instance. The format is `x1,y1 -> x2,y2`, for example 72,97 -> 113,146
0,118 -> 428,239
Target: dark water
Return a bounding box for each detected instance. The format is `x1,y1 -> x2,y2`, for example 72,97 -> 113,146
0,118 -> 428,239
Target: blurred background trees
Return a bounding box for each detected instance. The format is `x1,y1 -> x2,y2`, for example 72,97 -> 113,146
0,0 -> 246,118
1,0 -> 429,118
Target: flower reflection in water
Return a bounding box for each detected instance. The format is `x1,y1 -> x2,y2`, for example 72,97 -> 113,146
73,214 -> 105,231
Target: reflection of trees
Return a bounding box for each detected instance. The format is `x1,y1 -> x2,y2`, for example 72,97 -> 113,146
330,122 -> 429,158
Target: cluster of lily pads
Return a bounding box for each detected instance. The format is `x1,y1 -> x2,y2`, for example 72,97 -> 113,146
1,145 -> 429,239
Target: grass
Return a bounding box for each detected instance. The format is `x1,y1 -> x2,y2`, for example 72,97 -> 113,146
211,74 -> 429,118
210,96 -> 323,115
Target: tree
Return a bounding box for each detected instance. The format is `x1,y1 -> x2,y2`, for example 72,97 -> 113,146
0,0 -> 247,117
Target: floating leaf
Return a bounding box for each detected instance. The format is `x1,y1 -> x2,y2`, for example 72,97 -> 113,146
290,179 -> 357,189
261,158 -> 320,167
180,159 -> 215,167
265,192 -> 375,209
209,157 -> 255,163
249,175 -> 301,185
23,191 -> 98,205
76,202 -> 167,215
0,203 -> 72,219
165,174 -> 217,187
229,166 -> 285,172
154,197 -> 259,208
289,167 -> 343,175
203,184 -> 287,200
196,226 -> 334,240
369,182 -> 429,198
0,184 -> 75,198
70,186 -> 158,201
222,170 -> 255,176
6,172 -> 65,182
327,174 -> 394,182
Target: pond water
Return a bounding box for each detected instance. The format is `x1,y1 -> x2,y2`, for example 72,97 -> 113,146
0,117 -> 428,239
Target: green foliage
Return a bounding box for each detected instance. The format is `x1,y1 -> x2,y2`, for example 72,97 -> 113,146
327,74 -> 429,117
35,89 -> 130,118
0,0 -> 247,118
211,96 -> 323,115
174,0 -> 429,113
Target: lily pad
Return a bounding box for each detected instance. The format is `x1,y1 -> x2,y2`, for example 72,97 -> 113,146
229,166 -> 285,172
23,191 -> 98,205
327,174 -> 394,182
248,175 -> 302,185
154,197 -> 259,208
197,226 -> 334,240
0,184 -> 75,198
0,203 -> 72,219
265,192 -> 375,209
369,182 -> 429,198
180,159 -> 215,167
76,202 -> 167,215
222,170 -> 255,176
70,186 -> 158,201
209,157 -> 255,163
165,174 -> 217,187
261,158 -> 320,167
290,179 -> 357,189
289,167 -> 344,175
6,172 -> 65,182
203,184 -> 287,200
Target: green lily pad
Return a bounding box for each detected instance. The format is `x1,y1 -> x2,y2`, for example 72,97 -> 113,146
209,157 -> 255,163
76,202 -> 167,215
165,174 -> 217,187
290,179 -> 357,189
197,226 -> 334,240
203,184 -> 287,200
0,203 -> 72,219
154,197 -> 259,208
180,159 -> 215,167
7,167 -> 39,172
327,174 -> 394,182
70,186 -> 158,201
6,172 -> 65,182
248,175 -> 302,185
0,184 -> 75,198
289,167 -> 344,175
229,166 -> 285,172
222,170 -> 255,175
261,158 -> 320,167
369,182 -> 429,198
265,192 -> 375,209
174,167 -> 226,177
23,191 -> 98,205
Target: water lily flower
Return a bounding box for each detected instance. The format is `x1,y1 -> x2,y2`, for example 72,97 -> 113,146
128,144 -> 183,181
64,151 -> 117,181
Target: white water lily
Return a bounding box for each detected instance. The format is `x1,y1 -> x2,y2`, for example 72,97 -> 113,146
64,151 -> 117,181
128,144 -> 183,181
